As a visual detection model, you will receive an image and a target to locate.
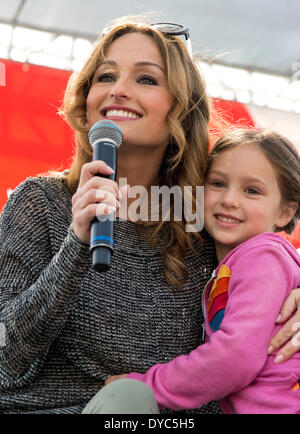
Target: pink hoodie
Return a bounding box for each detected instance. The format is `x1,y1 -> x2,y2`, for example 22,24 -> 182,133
128,233 -> 300,413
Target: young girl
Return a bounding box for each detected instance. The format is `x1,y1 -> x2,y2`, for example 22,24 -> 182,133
106,128 -> 300,414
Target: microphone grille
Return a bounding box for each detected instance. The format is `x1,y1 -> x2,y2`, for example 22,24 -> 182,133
88,120 -> 123,148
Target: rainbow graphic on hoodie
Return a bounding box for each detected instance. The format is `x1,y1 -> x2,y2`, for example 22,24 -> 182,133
207,265 -> 230,332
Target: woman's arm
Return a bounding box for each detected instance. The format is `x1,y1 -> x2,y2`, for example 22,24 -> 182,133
267,288 -> 300,363
106,287 -> 300,387
0,179 -> 91,390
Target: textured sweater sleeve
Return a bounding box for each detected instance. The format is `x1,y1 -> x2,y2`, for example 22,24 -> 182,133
0,178 -> 91,390
128,242 -> 296,410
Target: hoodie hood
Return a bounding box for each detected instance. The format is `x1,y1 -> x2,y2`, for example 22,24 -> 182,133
220,232 -> 300,269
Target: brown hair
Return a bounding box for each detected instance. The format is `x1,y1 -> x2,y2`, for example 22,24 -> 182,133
206,128 -> 300,233
59,16 -> 211,287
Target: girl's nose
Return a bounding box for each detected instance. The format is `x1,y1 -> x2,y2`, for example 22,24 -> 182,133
220,189 -> 239,208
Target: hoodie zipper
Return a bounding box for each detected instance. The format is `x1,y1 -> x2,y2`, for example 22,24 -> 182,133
201,269 -> 216,342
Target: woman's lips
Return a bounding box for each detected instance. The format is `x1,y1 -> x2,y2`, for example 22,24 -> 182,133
101,106 -> 142,120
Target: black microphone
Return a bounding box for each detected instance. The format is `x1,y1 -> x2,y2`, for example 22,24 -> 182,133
88,120 -> 123,272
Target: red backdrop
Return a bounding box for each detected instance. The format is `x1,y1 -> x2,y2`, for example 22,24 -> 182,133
0,59 -> 73,208
0,58 -> 299,247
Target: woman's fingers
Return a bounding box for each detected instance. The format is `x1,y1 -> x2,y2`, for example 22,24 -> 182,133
72,161 -> 120,244
268,289 -> 300,363
77,161 -> 115,189
269,318 -> 300,364
72,188 -> 119,244
72,203 -> 101,244
73,175 -> 119,206
72,161 -> 131,244
73,188 -> 120,215
275,288 -> 300,324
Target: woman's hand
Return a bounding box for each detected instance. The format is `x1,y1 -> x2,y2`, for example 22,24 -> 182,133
105,374 -> 128,385
268,288 -> 300,363
72,161 -> 127,244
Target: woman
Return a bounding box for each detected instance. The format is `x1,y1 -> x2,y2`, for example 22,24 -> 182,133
0,16 -> 299,414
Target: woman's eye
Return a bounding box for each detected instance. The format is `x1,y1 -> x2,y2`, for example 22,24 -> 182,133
138,76 -> 157,85
96,74 -> 115,83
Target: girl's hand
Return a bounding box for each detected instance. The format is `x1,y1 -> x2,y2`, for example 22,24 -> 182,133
268,288 -> 300,363
72,161 -> 128,244
105,374 -> 128,385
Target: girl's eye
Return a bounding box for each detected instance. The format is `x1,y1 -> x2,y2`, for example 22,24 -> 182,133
138,76 -> 157,85
96,74 -> 115,83
210,181 -> 225,188
245,187 -> 260,195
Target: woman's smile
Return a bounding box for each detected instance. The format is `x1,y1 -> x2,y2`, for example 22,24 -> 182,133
101,104 -> 142,121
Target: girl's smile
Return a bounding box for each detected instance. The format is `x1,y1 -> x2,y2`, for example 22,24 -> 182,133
214,213 -> 244,228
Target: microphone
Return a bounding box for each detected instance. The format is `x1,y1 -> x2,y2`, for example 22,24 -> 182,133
88,120 -> 123,272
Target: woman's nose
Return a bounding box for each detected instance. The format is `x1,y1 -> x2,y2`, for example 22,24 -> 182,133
109,78 -> 131,100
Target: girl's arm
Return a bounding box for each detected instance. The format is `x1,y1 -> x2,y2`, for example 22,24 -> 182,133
0,179 -> 91,390
127,242 -> 296,410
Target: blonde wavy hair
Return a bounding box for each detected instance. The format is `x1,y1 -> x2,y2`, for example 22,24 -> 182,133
60,16 -> 211,288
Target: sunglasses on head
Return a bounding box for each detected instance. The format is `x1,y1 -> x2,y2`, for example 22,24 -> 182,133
150,23 -> 192,59
102,22 -> 193,60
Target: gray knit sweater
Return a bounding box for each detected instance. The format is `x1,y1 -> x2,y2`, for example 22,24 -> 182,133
0,175 -> 220,414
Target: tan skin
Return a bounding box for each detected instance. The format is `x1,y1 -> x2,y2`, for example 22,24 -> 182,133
70,33 -> 300,385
